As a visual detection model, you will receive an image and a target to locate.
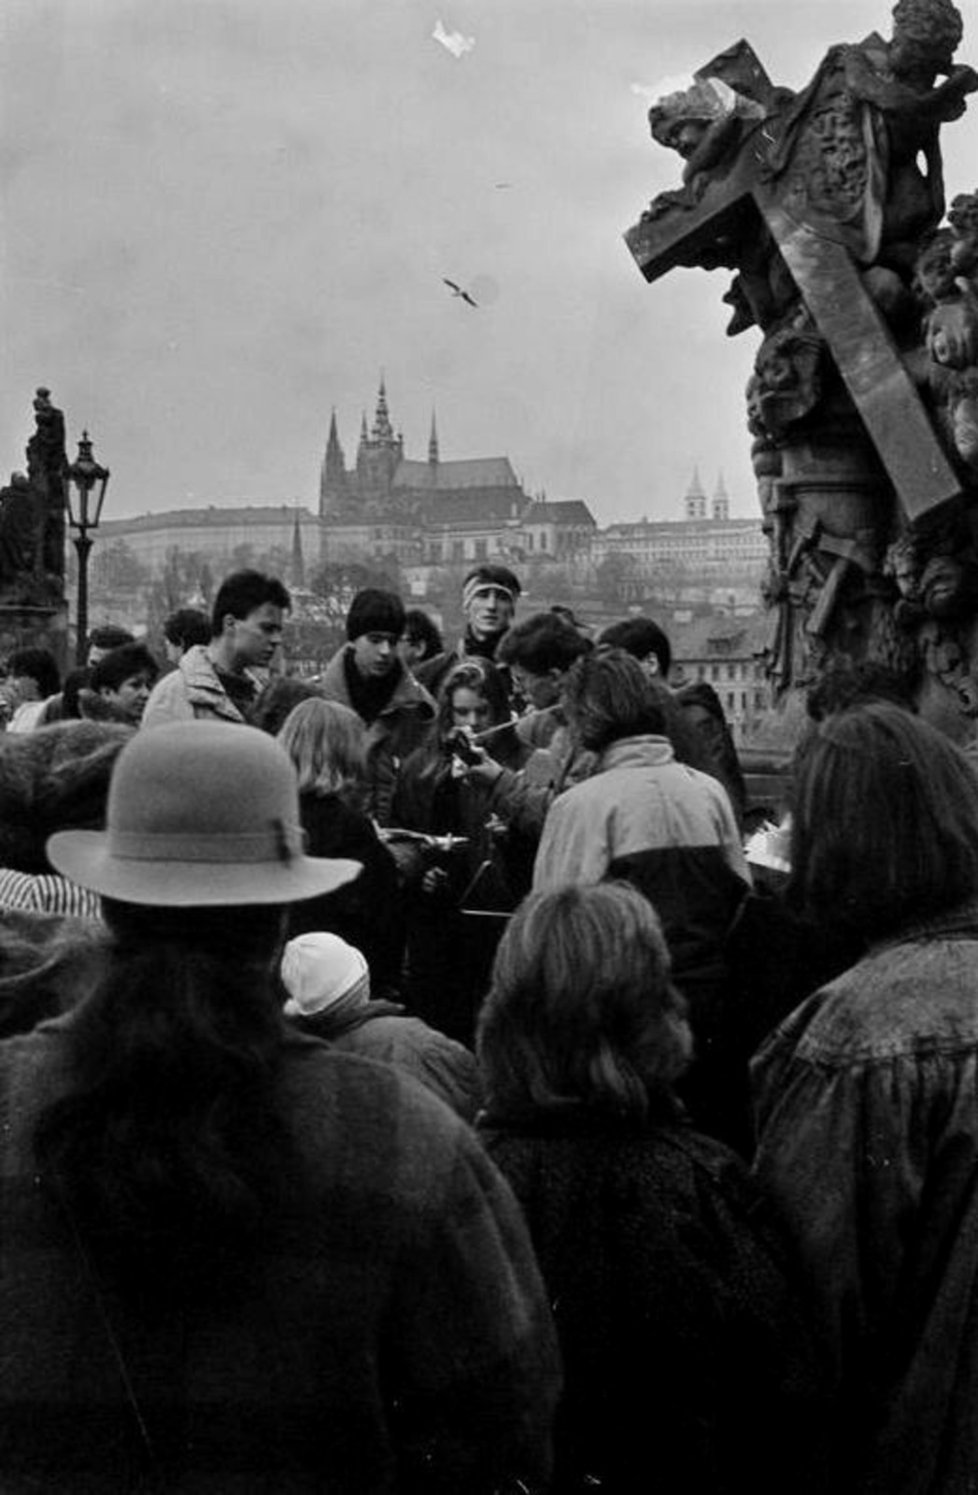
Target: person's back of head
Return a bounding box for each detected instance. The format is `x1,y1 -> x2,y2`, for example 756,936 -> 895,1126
38,722 -> 359,1305
278,696 -> 367,801
6,646 -> 61,701
562,647 -> 669,753
86,626 -> 134,666
789,701 -> 978,939
805,659 -> 918,721
477,881 -> 691,1123
599,617 -> 672,678
163,606 -> 212,653
0,719 -> 131,873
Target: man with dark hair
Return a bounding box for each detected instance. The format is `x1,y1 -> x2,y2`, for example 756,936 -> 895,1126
418,563 -> 522,700
463,613 -> 594,833
162,607 -> 212,663
86,625 -> 135,669
84,643 -> 160,726
498,612 -> 591,727
319,588 -> 435,823
142,569 -> 290,728
599,616 -> 672,677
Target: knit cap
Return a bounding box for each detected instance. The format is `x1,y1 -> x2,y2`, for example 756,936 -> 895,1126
281,932 -> 371,1018
345,589 -> 406,642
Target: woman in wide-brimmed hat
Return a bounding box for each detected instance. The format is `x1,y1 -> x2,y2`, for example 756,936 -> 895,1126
0,721 -> 558,1492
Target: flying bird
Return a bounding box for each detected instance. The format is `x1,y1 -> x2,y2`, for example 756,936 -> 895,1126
443,277 -> 478,307
432,19 -> 475,59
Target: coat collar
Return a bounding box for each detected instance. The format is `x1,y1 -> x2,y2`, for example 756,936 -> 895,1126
598,734 -> 676,772
321,646 -> 435,721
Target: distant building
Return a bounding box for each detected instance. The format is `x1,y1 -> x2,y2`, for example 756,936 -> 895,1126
668,609 -> 771,746
99,505 -> 319,577
593,470 -> 766,605
320,380 -> 596,570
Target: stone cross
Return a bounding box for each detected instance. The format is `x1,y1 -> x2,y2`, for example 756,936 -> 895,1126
624,49 -> 963,527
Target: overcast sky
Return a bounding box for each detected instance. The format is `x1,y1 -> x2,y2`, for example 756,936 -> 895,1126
2,0 -> 976,528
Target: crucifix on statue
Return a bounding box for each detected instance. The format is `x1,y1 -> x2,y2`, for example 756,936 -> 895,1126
625,6 -> 978,723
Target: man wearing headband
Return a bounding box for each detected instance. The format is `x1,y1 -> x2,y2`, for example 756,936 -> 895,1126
418,562 -> 522,701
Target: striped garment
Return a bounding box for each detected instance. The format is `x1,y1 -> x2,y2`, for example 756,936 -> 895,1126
0,868 -> 102,921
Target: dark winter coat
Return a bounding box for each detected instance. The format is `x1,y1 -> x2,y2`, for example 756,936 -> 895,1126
482,1105 -> 830,1494
389,731 -> 534,1042
290,998 -> 482,1121
319,647 -> 435,824
288,791 -> 405,996
0,1014 -> 560,1492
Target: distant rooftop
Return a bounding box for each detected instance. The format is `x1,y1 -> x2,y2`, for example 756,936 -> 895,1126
395,456 -> 519,491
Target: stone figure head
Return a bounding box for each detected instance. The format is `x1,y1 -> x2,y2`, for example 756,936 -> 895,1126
890,0 -> 963,78
914,230 -> 958,305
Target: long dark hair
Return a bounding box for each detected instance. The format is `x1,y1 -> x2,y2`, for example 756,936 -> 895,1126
477,883 -> 692,1124
788,702 -> 978,938
33,899 -> 296,1312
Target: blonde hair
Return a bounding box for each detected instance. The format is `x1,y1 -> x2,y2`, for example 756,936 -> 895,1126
277,698 -> 367,803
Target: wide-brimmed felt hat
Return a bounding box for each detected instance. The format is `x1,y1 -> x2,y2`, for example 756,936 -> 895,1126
47,721 -> 361,907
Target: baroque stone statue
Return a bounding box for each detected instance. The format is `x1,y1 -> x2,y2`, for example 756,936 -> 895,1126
0,388 -> 68,607
626,0 -> 978,745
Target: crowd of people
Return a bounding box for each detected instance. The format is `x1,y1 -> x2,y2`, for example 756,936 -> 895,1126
0,563 -> 977,1490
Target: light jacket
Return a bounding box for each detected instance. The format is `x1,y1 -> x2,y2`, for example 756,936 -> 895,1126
319,647 -> 435,824
532,734 -> 749,981
141,646 -> 256,728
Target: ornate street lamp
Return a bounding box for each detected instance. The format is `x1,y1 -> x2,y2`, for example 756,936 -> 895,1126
65,431 -> 110,664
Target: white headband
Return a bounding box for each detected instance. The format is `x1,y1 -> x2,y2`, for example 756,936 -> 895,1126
462,578 -> 516,612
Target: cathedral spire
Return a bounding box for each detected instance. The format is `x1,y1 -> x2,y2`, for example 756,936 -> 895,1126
323,408 -> 344,478
290,507 -> 305,590
372,375 -> 394,442
319,407 -> 347,519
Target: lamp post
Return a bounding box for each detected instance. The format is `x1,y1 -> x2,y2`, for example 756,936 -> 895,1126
65,431 -> 110,665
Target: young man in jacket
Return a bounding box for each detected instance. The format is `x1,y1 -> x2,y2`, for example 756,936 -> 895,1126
142,570 -> 290,728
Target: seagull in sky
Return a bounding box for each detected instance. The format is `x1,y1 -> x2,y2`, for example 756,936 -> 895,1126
433,19 -> 475,59
443,277 -> 478,307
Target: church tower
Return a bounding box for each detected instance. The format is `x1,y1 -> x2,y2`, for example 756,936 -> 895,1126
356,377 -> 403,507
684,467 -> 707,520
319,409 -> 347,519
712,472 -> 730,521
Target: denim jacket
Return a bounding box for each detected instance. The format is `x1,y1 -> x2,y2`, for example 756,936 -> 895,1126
751,903 -> 978,1493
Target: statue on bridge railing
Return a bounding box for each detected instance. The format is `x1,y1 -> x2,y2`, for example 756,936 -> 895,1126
626,0 -> 978,742
0,388 -> 68,609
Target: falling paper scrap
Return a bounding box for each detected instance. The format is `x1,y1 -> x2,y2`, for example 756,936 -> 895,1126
433,18 -> 475,59
443,277 -> 478,307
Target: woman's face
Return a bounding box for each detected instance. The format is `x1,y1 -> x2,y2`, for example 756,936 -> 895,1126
450,685 -> 492,734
